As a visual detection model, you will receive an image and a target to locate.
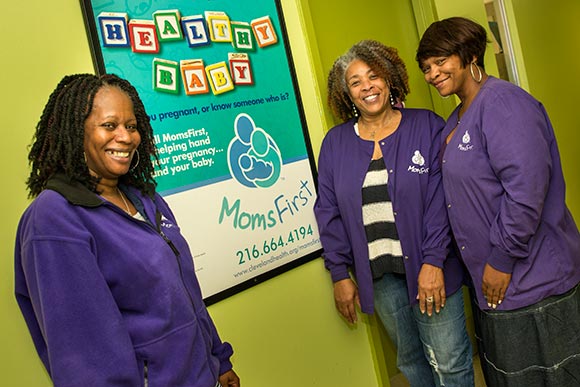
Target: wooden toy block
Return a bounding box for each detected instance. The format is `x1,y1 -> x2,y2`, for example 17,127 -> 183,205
153,9 -> 183,42
181,15 -> 210,47
251,16 -> 278,48
153,58 -> 179,94
129,20 -> 160,53
98,12 -> 130,47
230,21 -> 255,52
205,61 -> 234,95
180,59 -> 210,95
205,11 -> 232,43
228,53 -> 253,85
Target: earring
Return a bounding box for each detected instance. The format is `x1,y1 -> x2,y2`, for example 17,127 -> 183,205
352,103 -> 359,117
389,92 -> 395,107
130,151 -> 140,172
470,62 -> 483,83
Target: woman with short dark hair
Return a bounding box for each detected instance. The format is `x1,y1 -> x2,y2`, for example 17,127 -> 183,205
417,16 -> 580,387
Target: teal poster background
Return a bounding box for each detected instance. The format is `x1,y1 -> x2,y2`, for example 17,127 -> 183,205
81,0 -> 322,303
83,0 -> 308,195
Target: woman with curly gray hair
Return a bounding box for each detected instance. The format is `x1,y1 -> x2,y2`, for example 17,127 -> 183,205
314,40 -> 474,386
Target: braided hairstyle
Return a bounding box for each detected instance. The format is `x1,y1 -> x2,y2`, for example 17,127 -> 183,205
327,40 -> 410,122
27,73 -> 158,198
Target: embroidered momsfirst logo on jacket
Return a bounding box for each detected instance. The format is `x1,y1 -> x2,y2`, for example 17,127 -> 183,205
458,129 -> 474,151
408,150 -> 429,174
160,214 -> 176,229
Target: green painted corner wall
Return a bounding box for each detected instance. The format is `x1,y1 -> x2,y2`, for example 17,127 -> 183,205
509,0 -> 580,220
1,1 -> 95,385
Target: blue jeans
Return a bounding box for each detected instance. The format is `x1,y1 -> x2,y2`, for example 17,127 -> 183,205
373,273 -> 474,387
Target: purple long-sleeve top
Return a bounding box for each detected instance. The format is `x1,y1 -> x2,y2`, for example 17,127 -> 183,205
314,108 -> 465,314
441,76 -> 580,310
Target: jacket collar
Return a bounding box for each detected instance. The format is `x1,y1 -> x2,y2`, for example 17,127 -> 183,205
45,173 -> 103,208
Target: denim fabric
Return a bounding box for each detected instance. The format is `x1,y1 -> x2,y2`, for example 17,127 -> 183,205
472,282 -> 580,387
373,273 -> 474,387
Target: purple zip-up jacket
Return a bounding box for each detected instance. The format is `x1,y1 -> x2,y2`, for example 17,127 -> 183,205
15,174 -> 233,387
442,76 -> 580,310
314,108 -> 465,314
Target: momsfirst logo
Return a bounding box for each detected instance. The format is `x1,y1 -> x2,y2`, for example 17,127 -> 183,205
227,113 -> 282,188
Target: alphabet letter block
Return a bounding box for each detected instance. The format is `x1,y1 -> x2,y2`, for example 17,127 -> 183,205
228,53 -> 253,85
231,21 -> 255,52
98,12 -> 130,47
181,15 -> 209,47
205,61 -> 234,95
153,10 -> 183,42
129,20 -> 160,53
153,58 -> 179,94
251,16 -> 277,48
205,11 -> 231,43
181,59 -> 210,95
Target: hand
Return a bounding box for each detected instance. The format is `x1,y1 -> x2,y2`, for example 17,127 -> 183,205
482,263 -> 511,309
218,369 -> 240,387
417,263 -> 445,316
334,278 -> 360,324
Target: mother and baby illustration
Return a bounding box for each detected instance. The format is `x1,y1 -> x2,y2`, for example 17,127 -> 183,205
228,113 -> 282,188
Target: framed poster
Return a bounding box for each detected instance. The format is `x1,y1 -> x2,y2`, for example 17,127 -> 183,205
80,0 -> 322,305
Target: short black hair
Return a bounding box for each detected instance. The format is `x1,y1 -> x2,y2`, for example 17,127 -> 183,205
416,17 -> 489,69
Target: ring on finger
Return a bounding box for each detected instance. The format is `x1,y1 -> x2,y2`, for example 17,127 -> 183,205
426,296 -> 434,303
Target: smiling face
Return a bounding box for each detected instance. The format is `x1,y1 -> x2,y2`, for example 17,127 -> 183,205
83,86 -> 140,184
420,54 -> 471,98
345,59 -> 391,118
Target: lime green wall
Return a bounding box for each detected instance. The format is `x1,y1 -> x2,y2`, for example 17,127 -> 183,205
1,1 -> 94,385
509,0 -> 580,221
0,1 -> 381,386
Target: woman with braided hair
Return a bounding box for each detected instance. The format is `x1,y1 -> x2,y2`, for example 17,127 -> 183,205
314,40 -> 474,386
15,73 -> 240,387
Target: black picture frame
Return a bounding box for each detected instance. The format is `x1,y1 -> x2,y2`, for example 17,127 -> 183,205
80,0 -> 322,305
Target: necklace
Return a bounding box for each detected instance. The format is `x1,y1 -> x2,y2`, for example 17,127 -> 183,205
363,123 -> 383,140
361,111 -> 398,140
116,187 -> 131,215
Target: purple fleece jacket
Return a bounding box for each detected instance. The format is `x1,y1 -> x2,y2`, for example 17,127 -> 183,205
15,174 -> 233,387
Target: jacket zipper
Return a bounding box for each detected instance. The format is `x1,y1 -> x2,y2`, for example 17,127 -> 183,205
143,360 -> 148,387
155,210 -> 197,312
155,210 -> 217,383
